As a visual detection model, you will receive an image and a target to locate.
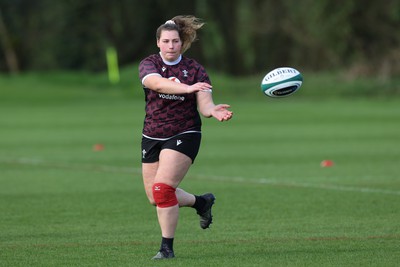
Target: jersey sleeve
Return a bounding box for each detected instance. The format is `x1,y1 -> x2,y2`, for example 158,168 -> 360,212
196,63 -> 212,85
139,57 -> 162,85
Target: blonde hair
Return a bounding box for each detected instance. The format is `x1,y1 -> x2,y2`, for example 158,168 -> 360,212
156,15 -> 204,54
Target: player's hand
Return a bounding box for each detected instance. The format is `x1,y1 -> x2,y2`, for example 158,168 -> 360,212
211,104 -> 233,122
187,82 -> 212,93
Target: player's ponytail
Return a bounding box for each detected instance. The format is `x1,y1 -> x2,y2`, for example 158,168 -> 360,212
156,15 -> 204,54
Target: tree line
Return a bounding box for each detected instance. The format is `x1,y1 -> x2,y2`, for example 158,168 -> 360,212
0,0 -> 399,78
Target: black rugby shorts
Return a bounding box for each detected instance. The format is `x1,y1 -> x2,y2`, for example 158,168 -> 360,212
141,132 -> 202,163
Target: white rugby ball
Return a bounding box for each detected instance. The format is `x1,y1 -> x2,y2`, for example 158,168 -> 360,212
261,67 -> 303,97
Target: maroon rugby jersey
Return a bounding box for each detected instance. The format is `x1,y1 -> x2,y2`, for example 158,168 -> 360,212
139,53 -> 211,138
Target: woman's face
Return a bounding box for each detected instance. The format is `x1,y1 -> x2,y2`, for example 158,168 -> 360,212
157,30 -> 182,62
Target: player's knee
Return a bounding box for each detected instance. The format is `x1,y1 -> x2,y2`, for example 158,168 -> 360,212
148,197 -> 156,206
152,183 -> 178,208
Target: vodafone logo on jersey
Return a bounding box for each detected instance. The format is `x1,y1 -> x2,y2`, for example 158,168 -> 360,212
168,77 -> 181,83
160,76 -> 184,101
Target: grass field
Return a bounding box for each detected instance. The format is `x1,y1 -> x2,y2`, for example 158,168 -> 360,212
1,70 -> 400,266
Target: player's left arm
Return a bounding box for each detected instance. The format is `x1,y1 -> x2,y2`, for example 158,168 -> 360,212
196,91 -> 233,122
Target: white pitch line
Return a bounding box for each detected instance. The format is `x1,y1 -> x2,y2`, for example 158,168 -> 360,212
1,157 -> 400,196
198,175 -> 400,196
0,157 -> 142,174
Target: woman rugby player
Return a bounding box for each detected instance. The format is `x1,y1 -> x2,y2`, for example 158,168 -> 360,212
138,15 -> 233,260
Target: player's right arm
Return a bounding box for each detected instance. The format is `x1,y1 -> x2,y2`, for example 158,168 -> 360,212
143,75 -> 211,95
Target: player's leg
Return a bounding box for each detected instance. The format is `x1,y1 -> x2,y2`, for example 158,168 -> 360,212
142,133 -> 215,259
176,188 -> 195,207
154,148 -> 192,236
151,148 -> 192,259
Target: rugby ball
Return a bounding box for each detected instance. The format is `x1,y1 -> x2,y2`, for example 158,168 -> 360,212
261,67 -> 303,97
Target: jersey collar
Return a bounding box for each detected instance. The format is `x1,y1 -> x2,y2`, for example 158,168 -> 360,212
159,52 -> 182,65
